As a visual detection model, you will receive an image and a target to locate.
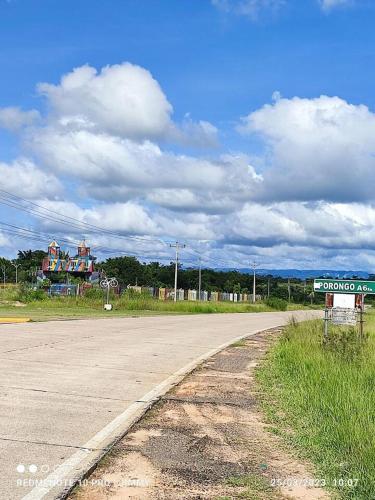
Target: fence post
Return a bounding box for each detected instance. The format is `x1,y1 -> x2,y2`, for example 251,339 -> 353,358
324,308 -> 329,340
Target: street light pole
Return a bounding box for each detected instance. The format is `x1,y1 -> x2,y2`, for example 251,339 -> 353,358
11,262 -> 21,284
198,257 -> 202,301
251,261 -> 259,304
170,242 -> 186,302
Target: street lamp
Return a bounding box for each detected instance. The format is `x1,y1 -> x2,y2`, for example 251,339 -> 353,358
11,262 -> 21,284
251,261 -> 259,304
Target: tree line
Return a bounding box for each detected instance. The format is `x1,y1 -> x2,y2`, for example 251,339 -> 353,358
5,249 -> 372,304
0,249 -> 322,303
100,256 -> 319,302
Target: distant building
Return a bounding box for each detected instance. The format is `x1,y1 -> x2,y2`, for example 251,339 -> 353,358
41,240 -> 96,278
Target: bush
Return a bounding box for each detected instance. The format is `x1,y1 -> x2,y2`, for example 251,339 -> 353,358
84,288 -> 104,300
324,325 -> 366,361
18,287 -> 47,302
265,297 -> 288,311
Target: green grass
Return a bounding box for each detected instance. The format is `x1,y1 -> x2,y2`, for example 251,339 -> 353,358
0,285 -> 319,322
257,314 -> 375,499
0,294 -> 268,321
226,473 -> 274,498
231,339 -> 248,348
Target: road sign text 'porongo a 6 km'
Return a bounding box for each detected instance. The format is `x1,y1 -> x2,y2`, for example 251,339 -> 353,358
314,279 -> 375,294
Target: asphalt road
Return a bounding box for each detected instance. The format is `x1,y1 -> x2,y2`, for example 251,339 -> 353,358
0,311 -> 320,499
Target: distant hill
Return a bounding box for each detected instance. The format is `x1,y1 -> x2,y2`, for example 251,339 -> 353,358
214,268 -> 371,279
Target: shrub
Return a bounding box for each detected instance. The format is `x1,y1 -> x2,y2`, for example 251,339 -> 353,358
18,287 -> 47,302
84,288 -> 104,300
324,325 -> 367,361
265,297 -> 288,311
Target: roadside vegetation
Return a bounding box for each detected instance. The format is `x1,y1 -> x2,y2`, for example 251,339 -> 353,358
1,251 -> 328,303
0,285 -> 316,321
257,314 -> 375,499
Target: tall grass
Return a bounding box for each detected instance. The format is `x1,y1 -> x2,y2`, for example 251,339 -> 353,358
116,294 -> 274,313
0,285 -> 20,301
23,294 -> 274,314
0,289 -> 278,318
0,286 -> 318,320
257,317 -> 375,499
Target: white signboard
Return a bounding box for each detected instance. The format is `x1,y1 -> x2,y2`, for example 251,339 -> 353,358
333,293 -> 355,309
332,307 -> 357,326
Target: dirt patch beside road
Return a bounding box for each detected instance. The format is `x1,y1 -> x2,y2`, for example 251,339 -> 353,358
72,328 -> 329,500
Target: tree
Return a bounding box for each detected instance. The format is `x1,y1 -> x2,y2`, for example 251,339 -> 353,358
101,256 -> 144,286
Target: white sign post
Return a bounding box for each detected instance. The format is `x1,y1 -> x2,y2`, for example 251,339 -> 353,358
100,277 -> 118,311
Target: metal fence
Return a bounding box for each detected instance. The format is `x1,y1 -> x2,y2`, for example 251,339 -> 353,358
127,286 -> 260,302
42,283 -> 261,302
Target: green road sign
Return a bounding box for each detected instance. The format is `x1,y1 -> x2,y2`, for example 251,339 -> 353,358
314,279 -> 375,294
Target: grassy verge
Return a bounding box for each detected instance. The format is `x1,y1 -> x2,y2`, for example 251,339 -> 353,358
257,315 -> 375,499
0,286 -> 319,321
0,296 -> 275,322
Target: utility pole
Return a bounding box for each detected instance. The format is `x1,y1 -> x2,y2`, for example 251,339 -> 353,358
288,277 -> 291,303
198,257 -> 202,301
11,262 -> 21,284
251,261 -> 259,304
170,242 -> 186,302
267,277 -> 270,298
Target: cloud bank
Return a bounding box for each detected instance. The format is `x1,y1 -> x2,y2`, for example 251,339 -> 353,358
1,62 -> 374,269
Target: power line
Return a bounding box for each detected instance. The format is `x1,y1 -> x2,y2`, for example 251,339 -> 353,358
0,189 -> 171,248
0,221 -> 175,263
0,190 -> 259,269
0,189 -> 239,268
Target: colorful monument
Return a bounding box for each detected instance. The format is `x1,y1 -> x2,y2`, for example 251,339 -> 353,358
42,240 -> 96,278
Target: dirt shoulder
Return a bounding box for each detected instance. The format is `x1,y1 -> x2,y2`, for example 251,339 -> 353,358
71,328 -> 329,500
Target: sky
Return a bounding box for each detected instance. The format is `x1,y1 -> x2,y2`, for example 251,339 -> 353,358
1,0 -> 375,270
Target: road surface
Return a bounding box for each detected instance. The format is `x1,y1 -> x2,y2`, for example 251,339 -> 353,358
0,311 -> 320,499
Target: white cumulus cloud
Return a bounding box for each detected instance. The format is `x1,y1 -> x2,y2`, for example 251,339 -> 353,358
3,60 -> 375,270
0,107 -> 40,131
27,127 -> 257,211
239,95 -> 375,203
0,158 -> 62,199
37,62 -> 217,148
38,63 -> 173,140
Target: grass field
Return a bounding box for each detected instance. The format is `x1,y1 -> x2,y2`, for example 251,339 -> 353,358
257,313 -> 375,499
0,284 -> 318,321
0,292 -> 312,321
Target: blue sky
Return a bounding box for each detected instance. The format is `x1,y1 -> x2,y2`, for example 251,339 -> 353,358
1,0 -> 375,269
